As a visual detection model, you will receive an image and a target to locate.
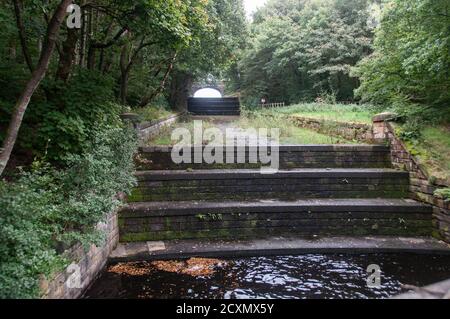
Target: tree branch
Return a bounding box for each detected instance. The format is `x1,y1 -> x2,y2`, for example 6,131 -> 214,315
139,52 -> 178,107
12,0 -> 34,72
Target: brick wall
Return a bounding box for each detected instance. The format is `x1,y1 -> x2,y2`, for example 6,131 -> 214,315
40,211 -> 119,299
375,117 -> 450,243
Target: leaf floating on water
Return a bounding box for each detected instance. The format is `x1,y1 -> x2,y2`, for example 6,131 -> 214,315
152,258 -> 228,277
107,258 -> 228,278
108,262 -> 154,276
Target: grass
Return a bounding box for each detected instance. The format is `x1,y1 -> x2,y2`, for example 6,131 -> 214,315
255,103 -> 376,124
147,112 -> 354,146
402,125 -> 450,183
238,110 -> 353,144
148,119 -> 217,146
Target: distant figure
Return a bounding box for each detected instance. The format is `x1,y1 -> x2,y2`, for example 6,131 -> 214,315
261,98 -> 266,105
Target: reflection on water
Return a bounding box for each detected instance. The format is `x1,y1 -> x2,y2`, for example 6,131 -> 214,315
84,254 -> 450,299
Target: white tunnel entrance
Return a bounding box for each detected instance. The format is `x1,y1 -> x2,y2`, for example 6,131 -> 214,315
193,88 -> 223,98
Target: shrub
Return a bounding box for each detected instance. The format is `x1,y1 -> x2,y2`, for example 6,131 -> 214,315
0,126 -> 137,298
435,188 -> 450,200
35,70 -> 121,162
0,69 -> 121,164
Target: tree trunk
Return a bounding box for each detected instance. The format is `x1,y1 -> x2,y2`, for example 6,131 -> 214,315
118,38 -> 153,105
9,38 -> 17,60
0,0 -> 72,176
78,3 -> 86,66
86,6 -> 95,69
102,51 -> 113,74
13,0 -> 34,72
120,72 -> 129,105
119,43 -> 130,105
56,27 -> 79,82
168,71 -> 193,112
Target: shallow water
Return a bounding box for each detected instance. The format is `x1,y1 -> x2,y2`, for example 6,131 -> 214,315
84,254 -> 450,299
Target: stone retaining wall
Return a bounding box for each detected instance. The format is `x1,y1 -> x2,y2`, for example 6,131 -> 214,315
138,113 -> 184,144
291,115 -> 374,142
40,211 -> 119,299
374,115 -> 450,243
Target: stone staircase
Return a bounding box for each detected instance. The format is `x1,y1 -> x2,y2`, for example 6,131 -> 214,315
119,145 -> 433,242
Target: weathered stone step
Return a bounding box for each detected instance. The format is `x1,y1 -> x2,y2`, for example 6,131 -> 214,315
128,169 -> 410,202
118,199 -> 432,242
136,145 -> 392,170
189,110 -> 241,116
111,236 -> 450,262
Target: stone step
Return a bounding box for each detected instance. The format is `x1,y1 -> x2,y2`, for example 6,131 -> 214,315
111,236 -> 450,262
118,199 -> 432,242
128,169 -> 410,202
188,111 -> 241,116
136,145 -> 392,170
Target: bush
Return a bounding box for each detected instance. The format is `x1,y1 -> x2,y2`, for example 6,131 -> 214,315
35,70 -> 121,162
435,188 -> 450,200
134,104 -> 174,123
0,126 -> 137,298
0,69 -> 122,165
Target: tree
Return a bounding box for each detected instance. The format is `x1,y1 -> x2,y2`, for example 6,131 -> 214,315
0,0 -> 246,173
238,0 -> 376,105
353,0 -> 450,123
167,0 -> 248,110
0,0 -> 73,176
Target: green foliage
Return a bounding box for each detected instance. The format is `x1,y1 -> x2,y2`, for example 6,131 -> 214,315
398,119 -> 422,141
169,0 -> 248,105
353,0 -> 450,124
435,188 -> 450,200
0,167 -> 67,299
395,123 -> 450,184
176,0 -> 247,77
238,0 -> 376,105
0,0 -> 221,165
265,103 -> 376,124
238,109 -> 354,144
0,126 -> 137,298
134,104 -> 174,123
18,70 -> 120,162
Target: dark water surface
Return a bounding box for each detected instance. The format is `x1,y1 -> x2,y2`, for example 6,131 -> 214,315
84,254 -> 450,299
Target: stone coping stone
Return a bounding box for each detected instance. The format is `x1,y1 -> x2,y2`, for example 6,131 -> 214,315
135,168 -> 409,181
120,199 -> 431,218
139,113 -> 184,130
373,112 -> 397,123
291,115 -> 372,128
109,236 -> 450,262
